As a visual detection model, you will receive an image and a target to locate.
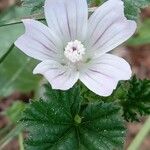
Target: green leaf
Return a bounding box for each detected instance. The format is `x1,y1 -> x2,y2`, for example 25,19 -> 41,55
80,75 -> 150,122
0,0 -> 45,62
131,0 -> 150,7
89,0 -> 150,21
2,101 -> 26,124
22,0 -> 44,11
119,76 -> 150,122
80,82 -> 101,103
0,24 -> 24,62
98,76 -> 150,122
0,0 -> 44,27
21,84 -> 125,150
0,48 -> 40,97
124,0 -> 150,21
128,19 -> 150,45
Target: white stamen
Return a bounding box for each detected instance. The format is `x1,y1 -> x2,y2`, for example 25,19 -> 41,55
64,40 -> 85,63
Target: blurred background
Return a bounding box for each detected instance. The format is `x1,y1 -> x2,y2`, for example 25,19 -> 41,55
0,0 -> 150,149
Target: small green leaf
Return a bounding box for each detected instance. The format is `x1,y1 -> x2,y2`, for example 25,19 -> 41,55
119,76 -> 150,121
21,85 -> 125,150
124,0 -> 150,21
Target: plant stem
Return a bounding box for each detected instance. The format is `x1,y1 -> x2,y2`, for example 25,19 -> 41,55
0,125 -> 23,149
0,18 -> 45,28
19,133 -> 24,150
0,124 -> 13,139
128,116 -> 150,150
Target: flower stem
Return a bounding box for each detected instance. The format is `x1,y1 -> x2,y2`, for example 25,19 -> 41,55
19,133 -> 24,150
128,116 -> 150,150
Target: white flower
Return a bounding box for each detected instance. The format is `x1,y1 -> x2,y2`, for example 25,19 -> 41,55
15,0 -> 136,96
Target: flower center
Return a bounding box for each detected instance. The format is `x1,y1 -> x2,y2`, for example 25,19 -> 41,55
64,40 -> 85,63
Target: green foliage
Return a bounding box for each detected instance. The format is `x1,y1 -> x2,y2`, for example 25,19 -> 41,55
0,0 -> 150,149
2,101 -> 26,124
128,19 -> 150,45
0,0 -> 44,27
0,1 -> 43,97
88,0 -> 102,6
119,76 -> 150,122
80,76 -> 150,122
88,0 -> 150,21
0,0 -> 45,63
105,76 -> 150,122
21,0 -> 44,14
0,48 -> 40,97
0,24 -> 24,63
80,83 -> 100,103
124,0 -> 150,21
21,85 -> 125,150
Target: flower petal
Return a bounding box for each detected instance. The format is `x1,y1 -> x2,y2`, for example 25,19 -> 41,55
86,0 -> 136,56
33,60 -> 79,90
44,0 -> 88,43
79,54 -> 132,96
15,19 -> 63,61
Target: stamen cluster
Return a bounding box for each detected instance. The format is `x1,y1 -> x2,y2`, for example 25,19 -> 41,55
64,40 -> 85,63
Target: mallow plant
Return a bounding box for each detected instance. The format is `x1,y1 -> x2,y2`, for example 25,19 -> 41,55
0,0 -> 150,149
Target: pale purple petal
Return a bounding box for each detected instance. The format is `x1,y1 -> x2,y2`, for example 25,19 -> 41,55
44,0 -> 88,44
86,0 -> 137,56
15,19 -> 63,61
33,60 -> 79,90
79,54 -> 132,96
